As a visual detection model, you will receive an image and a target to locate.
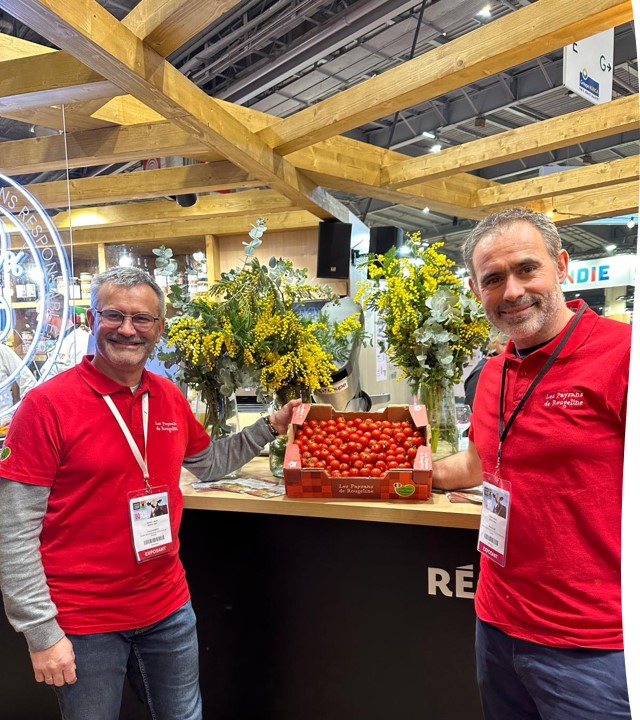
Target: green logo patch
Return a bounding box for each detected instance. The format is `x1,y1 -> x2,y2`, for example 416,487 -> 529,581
393,482 -> 415,498
1,446 -> 11,460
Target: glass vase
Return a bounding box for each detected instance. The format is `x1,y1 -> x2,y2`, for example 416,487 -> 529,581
268,384 -> 311,479
197,387 -> 240,478
198,387 -> 239,439
418,381 -> 457,458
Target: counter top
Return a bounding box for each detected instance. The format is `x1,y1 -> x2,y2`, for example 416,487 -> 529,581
181,458 -> 481,530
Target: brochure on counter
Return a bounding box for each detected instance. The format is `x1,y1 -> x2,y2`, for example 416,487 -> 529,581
444,486 -> 483,504
192,477 -> 286,498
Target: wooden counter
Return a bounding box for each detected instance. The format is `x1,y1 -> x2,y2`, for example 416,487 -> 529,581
181,457 -> 481,530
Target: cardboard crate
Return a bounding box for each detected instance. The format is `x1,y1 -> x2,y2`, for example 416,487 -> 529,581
283,404 -> 432,500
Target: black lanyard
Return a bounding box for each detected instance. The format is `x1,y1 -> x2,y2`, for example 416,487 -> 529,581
496,304 -> 587,473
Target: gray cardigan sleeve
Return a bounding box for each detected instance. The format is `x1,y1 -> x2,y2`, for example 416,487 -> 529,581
0,478 -> 64,652
182,417 -> 275,482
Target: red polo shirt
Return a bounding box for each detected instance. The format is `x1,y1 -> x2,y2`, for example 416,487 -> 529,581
1,357 -> 210,634
470,301 -> 630,649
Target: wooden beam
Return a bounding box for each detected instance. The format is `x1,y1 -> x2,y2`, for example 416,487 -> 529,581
552,181 -> 639,223
288,134 -> 494,218
259,0 -> 633,155
88,96 -> 165,125
53,190 -> 297,230
64,211 -> 320,245
27,161 -> 258,208
124,0 -> 244,57
0,106 -> 113,131
0,52 -> 120,111
0,0 -> 345,221
0,121 -> 214,175
384,95 -> 640,189
64,1 -> 244,125
302,168 -> 488,219
0,31 -> 55,59
475,156 -> 640,208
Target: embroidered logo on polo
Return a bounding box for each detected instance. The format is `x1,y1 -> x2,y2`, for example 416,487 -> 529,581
543,391 -> 585,409
1,446 -> 11,460
155,421 -> 178,433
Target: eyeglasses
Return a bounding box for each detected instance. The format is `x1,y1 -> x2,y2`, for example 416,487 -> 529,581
95,309 -> 160,331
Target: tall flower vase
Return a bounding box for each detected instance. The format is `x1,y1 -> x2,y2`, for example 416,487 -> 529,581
418,381 -> 457,458
197,387 -> 240,478
198,387 -> 239,439
268,384 -> 311,479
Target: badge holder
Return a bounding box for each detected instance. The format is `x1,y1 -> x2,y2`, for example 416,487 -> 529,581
477,473 -> 511,567
128,486 -> 174,563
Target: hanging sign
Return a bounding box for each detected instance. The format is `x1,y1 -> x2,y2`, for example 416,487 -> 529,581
563,29 -> 614,105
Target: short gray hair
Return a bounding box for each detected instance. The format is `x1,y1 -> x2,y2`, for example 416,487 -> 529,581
462,207 -> 563,282
90,267 -> 166,317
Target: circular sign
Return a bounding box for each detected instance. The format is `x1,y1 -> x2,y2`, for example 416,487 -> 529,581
0,173 -> 70,419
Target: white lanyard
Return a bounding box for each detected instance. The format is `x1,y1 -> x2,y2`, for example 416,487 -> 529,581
103,391 -> 151,493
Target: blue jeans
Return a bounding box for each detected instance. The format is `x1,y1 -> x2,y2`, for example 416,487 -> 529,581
54,600 -> 201,720
476,618 -> 630,720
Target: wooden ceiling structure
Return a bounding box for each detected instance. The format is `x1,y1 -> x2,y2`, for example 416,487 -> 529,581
0,0 -> 636,259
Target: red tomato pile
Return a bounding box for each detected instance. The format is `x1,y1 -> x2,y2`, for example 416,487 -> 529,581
293,416 -> 425,477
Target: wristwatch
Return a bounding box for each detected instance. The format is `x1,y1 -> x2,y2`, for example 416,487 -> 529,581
263,415 -> 280,438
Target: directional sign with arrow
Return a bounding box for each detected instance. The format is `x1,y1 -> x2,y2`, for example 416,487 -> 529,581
563,28 -> 615,105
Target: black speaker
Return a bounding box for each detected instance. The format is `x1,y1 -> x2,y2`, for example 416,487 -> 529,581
368,226 -> 403,278
316,222 -> 352,279
369,226 -> 403,255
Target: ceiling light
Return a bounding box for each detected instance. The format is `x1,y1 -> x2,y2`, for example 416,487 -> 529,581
119,250 -> 133,267
581,153 -> 594,164
430,143 -> 442,153
422,130 -> 436,139
605,244 -> 616,252
477,4 -> 492,18
627,217 -> 636,229
422,207 -> 430,214
474,116 -> 486,128
545,209 -> 556,218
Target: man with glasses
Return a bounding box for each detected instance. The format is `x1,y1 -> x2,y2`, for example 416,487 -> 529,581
0,267 -> 297,720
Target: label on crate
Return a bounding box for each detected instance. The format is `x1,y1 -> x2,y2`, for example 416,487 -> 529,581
331,478 -> 381,498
